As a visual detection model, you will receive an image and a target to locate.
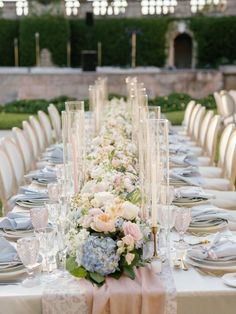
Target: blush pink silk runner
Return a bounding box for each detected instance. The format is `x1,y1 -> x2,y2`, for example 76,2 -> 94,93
82,267 -> 165,314
42,265 -> 176,314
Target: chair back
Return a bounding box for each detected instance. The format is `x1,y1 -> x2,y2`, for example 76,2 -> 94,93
22,120 -> 40,159
12,127 -> 34,172
38,110 -> 53,146
224,130 -> 236,189
29,115 -> 46,153
0,147 -> 17,214
221,91 -> 235,117
182,100 -> 195,128
48,104 -> 61,142
193,106 -> 206,142
199,110 -> 214,148
214,92 -> 224,116
205,115 -> 221,162
218,123 -> 235,168
1,137 -> 25,187
188,103 -> 201,138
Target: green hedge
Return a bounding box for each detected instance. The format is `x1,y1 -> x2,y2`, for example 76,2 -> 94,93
0,16 -> 236,68
19,16 -> 70,66
70,18 -> 169,67
190,16 -> 236,68
0,20 -> 19,66
0,96 -> 89,114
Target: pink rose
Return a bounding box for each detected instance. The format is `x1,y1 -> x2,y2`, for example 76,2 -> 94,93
123,221 -> 143,241
91,213 -> 115,233
122,235 -> 135,247
125,253 -> 135,265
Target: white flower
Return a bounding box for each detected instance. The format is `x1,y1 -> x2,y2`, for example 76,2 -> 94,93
94,192 -> 115,207
122,201 -> 139,220
75,229 -> 89,267
90,166 -> 105,179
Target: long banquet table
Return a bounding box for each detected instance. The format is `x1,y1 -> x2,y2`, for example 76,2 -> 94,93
1,229 -> 236,314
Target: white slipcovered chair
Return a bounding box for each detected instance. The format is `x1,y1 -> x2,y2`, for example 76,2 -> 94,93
38,110 -> 53,146
48,104 -> 61,142
186,111 -> 216,159
201,129 -> 236,191
1,137 -> 25,188
193,106 -> 206,143
214,91 -> 224,116
12,127 -> 34,173
199,123 -> 235,178
220,91 -> 235,118
29,115 -> 46,153
0,147 -> 17,215
22,120 -> 40,160
188,103 -> 201,139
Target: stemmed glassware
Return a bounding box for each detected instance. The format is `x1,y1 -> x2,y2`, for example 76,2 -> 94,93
17,237 -> 40,287
34,226 -> 58,282
174,207 -> 192,249
30,207 -> 48,230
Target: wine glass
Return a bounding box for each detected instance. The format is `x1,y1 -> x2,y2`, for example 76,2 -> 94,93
34,227 -> 58,282
174,207 -> 191,249
47,182 -> 61,203
17,237 -> 40,287
30,207 -> 48,230
46,203 -> 60,227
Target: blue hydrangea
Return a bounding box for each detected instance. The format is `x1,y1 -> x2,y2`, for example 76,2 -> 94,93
81,235 -> 120,276
115,217 -> 124,229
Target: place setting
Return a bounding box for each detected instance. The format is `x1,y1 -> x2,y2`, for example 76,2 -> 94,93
172,186 -> 213,207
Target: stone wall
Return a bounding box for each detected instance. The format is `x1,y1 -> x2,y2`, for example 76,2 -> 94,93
0,67 -> 228,104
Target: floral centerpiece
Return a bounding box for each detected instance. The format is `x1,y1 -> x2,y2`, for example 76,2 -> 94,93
66,100 -> 150,286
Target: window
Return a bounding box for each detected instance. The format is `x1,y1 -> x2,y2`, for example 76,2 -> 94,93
65,0 -> 80,16
141,0 -> 178,15
16,0 -> 28,16
93,0 -> 127,16
190,0 -> 227,13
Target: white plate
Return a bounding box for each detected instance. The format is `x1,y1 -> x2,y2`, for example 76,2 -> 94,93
188,220 -> 228,233
185,255 -> 236,272
16,201 -> 46,208
0,265 -> 26,280
173,199 -> 209,207
222,273 -> 236,288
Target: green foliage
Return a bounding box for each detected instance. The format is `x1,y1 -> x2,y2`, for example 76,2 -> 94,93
70,18 -> 169,67
19,16 -> 70,66
148,92 -> 216,112
0,20 -> 19,66
1,96 -> 76,114
190,16 -> 236,68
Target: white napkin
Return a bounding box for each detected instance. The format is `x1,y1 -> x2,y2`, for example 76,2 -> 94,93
169,144 -> 191,154
0,212 -> 32,231
188,233 -> 236,261
191,204 -> 234,223
0,237 -> 19,264
174,186 -> 213,200
170,154 -> 199,167
25,167 -> 57,183
170,167 -> 205,186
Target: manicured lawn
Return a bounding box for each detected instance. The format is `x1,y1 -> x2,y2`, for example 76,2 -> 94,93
0,113 -> 31,129
165,111 -> 184,125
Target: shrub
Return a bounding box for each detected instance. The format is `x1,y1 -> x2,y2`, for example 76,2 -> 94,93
0,20 -> 19,66
19,15 -> 70,66
190,16 -> 236,68
70,18 -> 169,67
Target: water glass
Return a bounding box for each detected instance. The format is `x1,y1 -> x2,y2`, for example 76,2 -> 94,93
34,227 -> 58,281
47,182 -> 61,203
174,207 -> 191,249
30,207 -> 48,230
46,203 -> 60,227
17,237 -> 40,287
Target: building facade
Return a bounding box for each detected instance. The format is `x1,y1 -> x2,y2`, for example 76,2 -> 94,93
1,0 -> 236,18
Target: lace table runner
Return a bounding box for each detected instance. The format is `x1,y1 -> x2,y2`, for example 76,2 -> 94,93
42,276 -> 88,314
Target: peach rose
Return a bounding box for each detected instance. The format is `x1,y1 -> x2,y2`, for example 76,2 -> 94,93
125,253 -> 135,265
123,221 -> 142,242
91,213 -> 115,233
122,235 -> 135,250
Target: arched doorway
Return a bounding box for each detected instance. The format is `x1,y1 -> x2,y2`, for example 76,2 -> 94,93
174,33 -> 193,69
